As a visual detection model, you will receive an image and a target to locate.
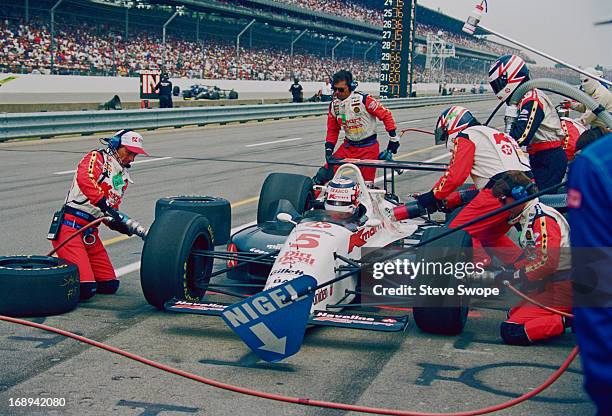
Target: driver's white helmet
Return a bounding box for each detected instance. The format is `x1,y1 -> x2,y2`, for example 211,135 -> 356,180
324,176 -> 360,215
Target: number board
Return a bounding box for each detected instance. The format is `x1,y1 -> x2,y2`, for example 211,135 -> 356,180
379,0 -> 416,98
139,70 -> 161,99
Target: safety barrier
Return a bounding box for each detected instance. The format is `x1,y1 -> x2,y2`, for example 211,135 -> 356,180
1,94 -> 495,141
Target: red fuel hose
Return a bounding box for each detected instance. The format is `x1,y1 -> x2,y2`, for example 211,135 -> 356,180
0,311 -> 578,416
46,217 -> 108,257
399,128 -> 435,137
505,282 -> 574,319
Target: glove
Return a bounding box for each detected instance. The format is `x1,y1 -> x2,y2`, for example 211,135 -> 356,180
387,131 -> 400,154
325,142 -> 335,162
504,104 -> 519,118
96,198 -> 133,236
415,191 -> 440,214
494,268 -> 524,287
561,100 -> 572,110
379,149 -> 393,161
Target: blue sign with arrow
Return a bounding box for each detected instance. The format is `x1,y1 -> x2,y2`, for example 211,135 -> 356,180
221,275 -> 316,362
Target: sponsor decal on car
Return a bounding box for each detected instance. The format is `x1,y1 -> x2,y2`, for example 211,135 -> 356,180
250,247 -> 270,255
348,225 -> 382,253
277,251 -> 316,266
172,301 -> 228,312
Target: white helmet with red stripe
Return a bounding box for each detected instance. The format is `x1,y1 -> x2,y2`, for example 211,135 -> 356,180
489,54 -> 530,102
434,106 -> 476,145
324,176 -> 360,216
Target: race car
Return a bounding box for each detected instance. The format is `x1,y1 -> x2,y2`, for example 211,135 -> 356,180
182,84 -> 239,100
139,159 -> 568,362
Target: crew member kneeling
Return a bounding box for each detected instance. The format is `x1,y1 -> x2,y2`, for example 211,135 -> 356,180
491,171 -> 572,346
50,129 -> 148,300
415,106 -> 532,265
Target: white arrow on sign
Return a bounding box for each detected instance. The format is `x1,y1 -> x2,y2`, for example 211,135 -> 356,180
249,322 -> 287,354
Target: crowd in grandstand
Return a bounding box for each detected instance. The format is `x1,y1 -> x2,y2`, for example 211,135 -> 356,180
276,0 -> 525,59
0,18 -> 382,81
276,0 -> 384,27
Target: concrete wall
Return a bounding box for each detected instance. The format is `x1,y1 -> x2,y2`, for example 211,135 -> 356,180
0,73 -> 482,105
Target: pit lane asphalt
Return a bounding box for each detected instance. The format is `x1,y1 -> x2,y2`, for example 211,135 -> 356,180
0,99 -> 593,415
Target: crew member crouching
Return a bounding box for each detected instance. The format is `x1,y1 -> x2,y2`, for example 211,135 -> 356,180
49,129 -> 148,300
491,171 -> 572,345
415,106 -> 532,265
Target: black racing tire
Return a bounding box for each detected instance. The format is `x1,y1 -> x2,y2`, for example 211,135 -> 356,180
140,211 -> 214,310
155,196 -> 231,245
210,92 -> 221,100
0,256 -> 80,317
257,173 -> 314,224
412,226 -> 472,336
228,90 -> 238,99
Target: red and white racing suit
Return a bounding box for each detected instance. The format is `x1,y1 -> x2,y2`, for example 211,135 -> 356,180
52,148 -> 130,283
501,202 -> 572,345
435,125 -> 532,264
560,117 -> 586,162
324,91 -> 397,182
510,89 -> 567,189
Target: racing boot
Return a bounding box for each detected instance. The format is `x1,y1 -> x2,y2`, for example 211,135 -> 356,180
97,279 -> 120,294
80,282 -> 97,301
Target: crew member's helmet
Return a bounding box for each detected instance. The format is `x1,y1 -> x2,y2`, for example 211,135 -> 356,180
488,54 -> 530,102
434,106 -> 477,145
324,176 -> 360,216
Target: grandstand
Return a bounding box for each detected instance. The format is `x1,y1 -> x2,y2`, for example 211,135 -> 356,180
1,0 -> 533,84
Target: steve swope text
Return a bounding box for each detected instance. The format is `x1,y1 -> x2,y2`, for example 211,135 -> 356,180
372,259 -> 485,280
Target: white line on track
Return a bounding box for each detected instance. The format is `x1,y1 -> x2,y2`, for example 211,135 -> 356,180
53,157 -> 173,175
245,138 -> 303,147
115,220 -> 257,278
398,119 -> 424,125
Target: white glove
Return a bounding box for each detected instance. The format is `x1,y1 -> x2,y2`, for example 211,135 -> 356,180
504,104 -> 519,118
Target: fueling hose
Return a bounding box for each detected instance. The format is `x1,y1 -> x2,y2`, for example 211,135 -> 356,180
0,312 -> 578,416
46,217 -> 148,257
399,128 -> 435,137
510,78 -> 612,129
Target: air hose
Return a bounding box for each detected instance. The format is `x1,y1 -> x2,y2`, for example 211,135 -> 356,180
0,313 -> 578,416
509,78 -> 612,129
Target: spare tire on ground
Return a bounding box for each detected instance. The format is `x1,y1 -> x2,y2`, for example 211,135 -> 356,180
257,173 -> 314,224
0,256 -> 80,317
412,227 -> 472,335
155,196 -> 231,245
141,210 -> 214,310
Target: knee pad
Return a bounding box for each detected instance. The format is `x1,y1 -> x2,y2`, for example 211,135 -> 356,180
79,282 -> 97,301
500,322 -> 532,346
97,279 -> 120,294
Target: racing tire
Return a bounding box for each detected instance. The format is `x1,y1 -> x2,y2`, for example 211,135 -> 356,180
155,196 -> 231,245
228,91 -> 238,99
141,211 -> 214,310
257,173 -> 314,224
0,256 -> 80,317
412,226 -> 472,336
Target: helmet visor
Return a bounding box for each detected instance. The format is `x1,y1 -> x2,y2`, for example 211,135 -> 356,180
434,127 -> 448,145
489,77 -> 506,95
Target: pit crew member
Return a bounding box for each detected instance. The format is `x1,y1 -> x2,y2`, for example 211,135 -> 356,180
490,171 -> 572,345
568,133 -> 612,415
489,54 -> 567,189
562,67 -> 612,132
415,106 -> 531,264
154,73 -> 173,108
313,70 -> 398,186
560,117 -> 586,162
50,130 -> 148,300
